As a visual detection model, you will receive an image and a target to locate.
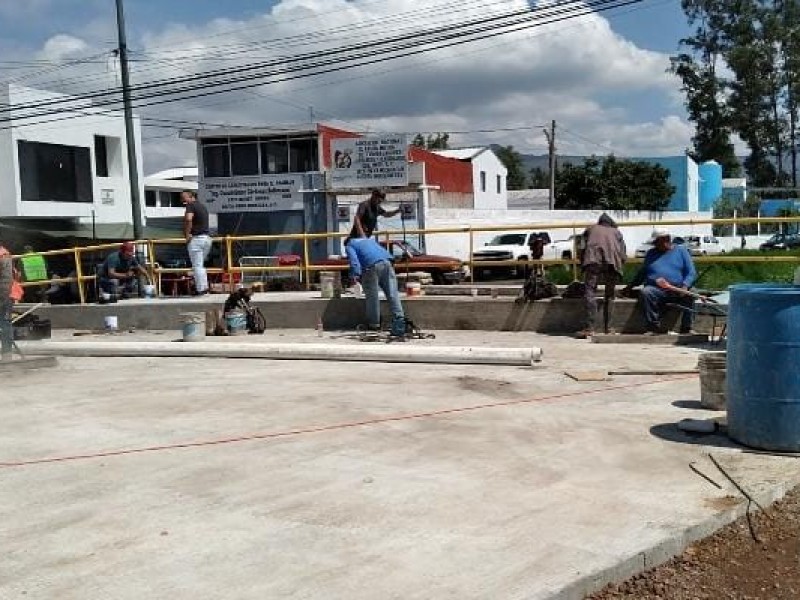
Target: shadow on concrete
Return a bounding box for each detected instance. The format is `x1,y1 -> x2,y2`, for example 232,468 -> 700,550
649,422 -> 743,449
672,400 -> 706,410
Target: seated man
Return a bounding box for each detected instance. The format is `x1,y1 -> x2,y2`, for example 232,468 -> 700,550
99,241 -> 148,299
622,229 -> 697,334
345,237 -> 406,337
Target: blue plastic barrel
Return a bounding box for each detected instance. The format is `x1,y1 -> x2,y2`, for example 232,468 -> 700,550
727,284 -> 800,451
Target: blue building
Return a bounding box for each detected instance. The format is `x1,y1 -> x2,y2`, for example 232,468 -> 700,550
636,155 -> 700,212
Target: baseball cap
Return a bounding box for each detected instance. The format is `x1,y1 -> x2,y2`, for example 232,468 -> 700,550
649,229 -> 671,242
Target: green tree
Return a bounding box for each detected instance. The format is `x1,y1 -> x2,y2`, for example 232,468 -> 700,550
529,166 -> 549,188
671,0 -> 739,176
410,132 -> 449,150
493,145 -> 527,190
554,156 -> 675,211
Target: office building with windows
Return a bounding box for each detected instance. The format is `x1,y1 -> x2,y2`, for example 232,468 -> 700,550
0,84 -> 143,241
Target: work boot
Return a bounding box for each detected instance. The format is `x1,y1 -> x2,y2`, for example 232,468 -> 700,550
574,329 -> 594,339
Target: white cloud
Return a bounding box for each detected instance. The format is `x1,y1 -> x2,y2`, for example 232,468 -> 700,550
37,34 -> 89,61
23,0 -> 691,171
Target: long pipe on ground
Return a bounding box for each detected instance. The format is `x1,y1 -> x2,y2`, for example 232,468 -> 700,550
21,341 -> 544,367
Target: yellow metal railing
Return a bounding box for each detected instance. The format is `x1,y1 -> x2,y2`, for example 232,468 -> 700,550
10,215 -> 800,303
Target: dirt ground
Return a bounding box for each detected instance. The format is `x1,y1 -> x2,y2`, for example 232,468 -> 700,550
588,485 -> 800,600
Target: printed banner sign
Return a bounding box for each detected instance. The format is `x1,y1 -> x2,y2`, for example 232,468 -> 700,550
330,135 -> 408,189
200,174 -> 304,213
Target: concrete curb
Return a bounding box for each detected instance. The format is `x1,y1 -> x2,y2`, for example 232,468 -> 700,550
548,472 -> 800,600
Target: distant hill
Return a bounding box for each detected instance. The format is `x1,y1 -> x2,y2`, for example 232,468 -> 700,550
488,145 -> 589,173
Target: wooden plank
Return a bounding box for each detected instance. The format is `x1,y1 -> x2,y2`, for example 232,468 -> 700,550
564,370 -> 611,382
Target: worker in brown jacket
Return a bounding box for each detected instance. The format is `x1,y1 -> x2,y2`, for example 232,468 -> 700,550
0,241 -> 14,360
576,213 -> 627,338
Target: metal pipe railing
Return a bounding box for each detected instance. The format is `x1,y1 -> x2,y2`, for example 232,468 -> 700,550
9,215 -> 800,303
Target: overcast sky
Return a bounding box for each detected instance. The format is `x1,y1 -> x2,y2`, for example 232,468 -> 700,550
0,0 -> 694,174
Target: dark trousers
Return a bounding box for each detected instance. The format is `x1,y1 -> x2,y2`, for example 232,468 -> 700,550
1,298 -> 13,356
640,285 -> 694,332
583,264 -> 620,332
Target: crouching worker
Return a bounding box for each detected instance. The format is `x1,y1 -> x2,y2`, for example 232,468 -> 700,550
100,241 -> 148,299
345,237 -> 406,337
621,229 -> 697,335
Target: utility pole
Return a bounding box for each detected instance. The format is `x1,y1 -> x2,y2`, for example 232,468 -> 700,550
115,0 -> 143,240
543,120 -> 556,210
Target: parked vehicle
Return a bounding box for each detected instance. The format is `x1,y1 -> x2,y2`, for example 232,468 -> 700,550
684,235 -> 725,256
634,236 -> 687,258
316,240 -> 466,284
547,234 -> 581,260
471,231 -> 552,278
759,233 -> 800,251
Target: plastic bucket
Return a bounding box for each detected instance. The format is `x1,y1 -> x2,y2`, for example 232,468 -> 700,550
142,284 -> 156,298
180,312 -> 206,342
697,351 -> 726,410
320,272 -> 336,299
104,315 -> 118,331
406,282 -> 421,297
225,309 -> 248,336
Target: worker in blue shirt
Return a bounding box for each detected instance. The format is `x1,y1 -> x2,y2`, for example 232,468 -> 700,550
622,229 -> 698,334
345,237 -> 406,337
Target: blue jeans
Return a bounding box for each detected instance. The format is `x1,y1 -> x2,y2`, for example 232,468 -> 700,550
1,298 -> 13,357
640,285 -> 694,332
362,260 -> 405,333
187,235 -> 213,292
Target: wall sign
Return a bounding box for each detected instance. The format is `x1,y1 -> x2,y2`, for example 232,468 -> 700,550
330,135 -> 408,189
200,174 -> 304,213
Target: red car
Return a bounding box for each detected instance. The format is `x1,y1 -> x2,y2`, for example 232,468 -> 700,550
316,240 -> 466,284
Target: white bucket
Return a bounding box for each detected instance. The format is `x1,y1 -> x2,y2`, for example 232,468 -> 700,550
225,309 -> 248,336
406,282 -> 422,297
180,312 -> 206,342
698,351 -> 726,410
320,271 -> 337,299
104,315 -> 118,331
143,284 -> 156,298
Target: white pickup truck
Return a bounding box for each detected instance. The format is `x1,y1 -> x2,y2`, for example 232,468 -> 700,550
471,231 -> 552,278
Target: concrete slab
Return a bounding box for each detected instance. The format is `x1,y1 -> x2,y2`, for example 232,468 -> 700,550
22,293 -> 717,335
2,331 -> 798,600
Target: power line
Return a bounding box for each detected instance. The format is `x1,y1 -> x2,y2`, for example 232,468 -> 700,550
0,0 -> 641,128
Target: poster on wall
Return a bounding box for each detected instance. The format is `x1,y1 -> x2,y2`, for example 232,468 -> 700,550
330,135 -> 408,189
200,174 -> 304,213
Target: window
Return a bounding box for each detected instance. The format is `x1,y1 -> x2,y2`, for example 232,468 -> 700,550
260,139 -> 289,174
145,190 -> 157,207
159,191 -> 183,208
230,138 -> 259,176
202,142 -> 230,178
496,174 -> 502,194
289,137 -> 318,172
480,171 -> 486,192
94,135 -> 108,177
18,141 -> 93,203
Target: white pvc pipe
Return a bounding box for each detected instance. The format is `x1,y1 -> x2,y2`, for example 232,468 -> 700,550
21,341 -> 543,367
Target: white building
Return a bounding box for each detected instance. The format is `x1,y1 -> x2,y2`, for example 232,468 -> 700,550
433,147 -> 508,209
0,84 -> 142,239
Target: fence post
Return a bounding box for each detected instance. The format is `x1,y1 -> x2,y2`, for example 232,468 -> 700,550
571,225 -> 579,281
146,240 -> 157,293
74,247 -> 86,304
225,236 -> 234,293
468,227 -> 474,282
303,235 -> 311,290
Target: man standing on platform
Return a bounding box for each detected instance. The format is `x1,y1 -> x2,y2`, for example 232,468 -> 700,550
349,189 -> 401,239
182,190 -> 212,296
576,213 -> 627,338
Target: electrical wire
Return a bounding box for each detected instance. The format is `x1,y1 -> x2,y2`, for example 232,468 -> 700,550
0,0 -> 641,129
